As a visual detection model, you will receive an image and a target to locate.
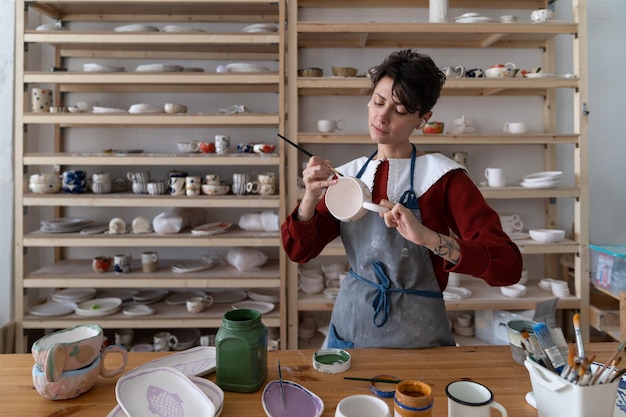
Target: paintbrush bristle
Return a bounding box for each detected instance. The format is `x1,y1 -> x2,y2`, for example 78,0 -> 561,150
533,322 -> 566,372
573,313 -> 580,328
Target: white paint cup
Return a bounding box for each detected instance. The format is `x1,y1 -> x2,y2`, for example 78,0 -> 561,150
484,167 -> 505,187
446,380 -> 507,417
325,176 -> 388,222
335,394 -> 391,417
503,122 -> 528,134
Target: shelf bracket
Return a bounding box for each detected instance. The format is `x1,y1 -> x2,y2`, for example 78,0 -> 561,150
582,102 -> 590,116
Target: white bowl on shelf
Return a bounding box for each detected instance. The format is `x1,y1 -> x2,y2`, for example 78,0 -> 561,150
500,284 -> 527,298
529,229 -> 565,243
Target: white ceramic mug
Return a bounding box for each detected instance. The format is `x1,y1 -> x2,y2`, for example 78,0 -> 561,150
325,176 -> 389,222
531,8 -> 553,23
169,176 -> 186,196
503,121 -> 528,134
186,295 -> 214,313
446,380 -> 507,417
31,88 -> 53,113
147,180 -> 167,195
153,332 -> 178,352
335,394 -> 391,417
113,253 -> 132,274
185,176 -> 201,196
141,251 -> 158,273
214,134 -> 231,154
317,119 -> 346,133
484,167 -> 505,187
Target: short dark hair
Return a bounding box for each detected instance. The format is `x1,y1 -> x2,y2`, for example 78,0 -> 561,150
370,49 -> 445,116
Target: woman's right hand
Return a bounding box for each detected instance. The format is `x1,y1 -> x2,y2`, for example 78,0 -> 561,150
297,156 -> 338,221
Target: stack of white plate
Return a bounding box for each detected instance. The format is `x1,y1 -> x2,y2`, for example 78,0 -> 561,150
51,288 -> 96,304
225,63 -> 270,73
132,289 -> 169,304
134,63 -> 185,72
247,288 -> 280,303
40,217 -> 92,233
519,171 -> 562,188
453,12 -> 495,23
29,301 -> 77,317
114,24 -> 159,32
171,260 -> 215,273
75,297 -> 123,317
241,23 -> 278,33
128,103 -> 164,114
83,63 -> 125,72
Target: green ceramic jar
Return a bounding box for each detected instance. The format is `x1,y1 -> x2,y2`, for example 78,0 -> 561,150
215,309 -> 268,392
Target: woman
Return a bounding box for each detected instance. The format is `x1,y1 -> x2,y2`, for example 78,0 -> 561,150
281,49 -> 523,348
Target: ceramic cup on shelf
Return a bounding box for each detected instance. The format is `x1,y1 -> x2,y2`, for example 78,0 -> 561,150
153,331 -> 179,352
141,251 -> 158,273
214,134 -> 230,155
185,175 -> 201,196
317,119 -> 346,133
186,295 -> 214,314
113,253 -> 132,274
531,8 -> 553,23
31,88 -> 53,113
503,121 -> 529,134
169,176 -> 186,196
484,167 -> 506,188
92,256 -> 112,273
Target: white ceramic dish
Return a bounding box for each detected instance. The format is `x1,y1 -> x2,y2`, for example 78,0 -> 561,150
116,367 -> 215,417
98,289 -> 138,301
162,25 -> 204,32
36,24 -> 67,31
165,291 -> 207,305
207,289 -> 248,304
114,24 -> 159,32
500,284 -> 527,298
83,63 -> 125,72
134,63 -> 185,72
519,179 -> 560,188
92,106 -> 127,114
191,222 -> 232,236
226,63 -> 270,73
232,300 -> 275,314
122,304 -> 155,316
128,103 -> 164,114
171,259 -> 215,273
133,289 -> 169,303
126,346 -> 217,377
242,23 -> 279,32
29,301 -> 76,317
75,297 -> 122,317
51,288 -> 97,303
262,380 -> 324,417
523,171 -> 563,181
529,229 -> 566,243
454,16 -> 495,23
443,286 -> 472,300
247,288 -> 281,303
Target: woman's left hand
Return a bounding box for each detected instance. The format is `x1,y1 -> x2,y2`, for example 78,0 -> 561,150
378,199 -> 429,245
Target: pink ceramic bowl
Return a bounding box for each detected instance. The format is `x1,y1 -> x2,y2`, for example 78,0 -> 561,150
31,324 -> 104,382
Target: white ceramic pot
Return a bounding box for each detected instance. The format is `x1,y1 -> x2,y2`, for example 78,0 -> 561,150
324,176 -> 388,222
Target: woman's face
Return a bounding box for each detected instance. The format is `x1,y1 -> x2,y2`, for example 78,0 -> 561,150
368,76 -> 430,145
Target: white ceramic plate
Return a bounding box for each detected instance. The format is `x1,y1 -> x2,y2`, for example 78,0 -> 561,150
51,288 -> 97,303
75,297 -> 122,316
36,24 -> 68,31
189,376 -> 224,416
128,103 -> 164,114
233,300 -> 275,314
123,304 -> 156,316
92,106 -> 128,114
226,63 -> 270,73
116,367 -> 215,417
83,63 -> 125,72
454,16 -> 495,23
522,171 -> 563,181
107,372 -> 223,417
114,24 -> 159,32
80,224 -> 109,235
98,289 -> 138,301
162,25 -> 204,32
134,63 -> 185,72
133,289 -> 169,303
242,23 -> 278,32
41,217 -> 91,229
165,291 -> 207,305
208,289 -> 248,304
443,286 -> 472,300
247,288 -> 281,303
127,346 -> 217,377
171,259 -> 215,273
191,222 -> 232,236
29,301 -> 76,317
262,380 -> 324,417
519,180 -> 560,188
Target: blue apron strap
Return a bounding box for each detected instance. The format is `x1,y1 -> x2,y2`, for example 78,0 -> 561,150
349,261 -> 443,328
399,145 -> 419,210
355,150 -> 378,179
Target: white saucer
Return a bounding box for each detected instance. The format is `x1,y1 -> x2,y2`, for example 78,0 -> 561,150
75,297 -> 122,316
83,63 -> 125,73
226,63 -> 270,73
92,106 -> 128,114
134,63 -> 185,72
133,289 -> 169,303
128,103 -> 164,114
29,301 -> 76,317
207,289 -> 248,304
114,24 -> 159,32
171,259 -> 215,273
232,300 -> 275,314
443,286 -> 472,300
51,288 -> 96,303
123,304 -> 156,316
191,222 -> 232,236
162,25 -> 204,32
98,289 -> 138,302
242,23 -> 278,33
247,288 -> 280,303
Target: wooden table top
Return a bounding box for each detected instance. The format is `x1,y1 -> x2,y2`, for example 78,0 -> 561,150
0,343 -> 620,417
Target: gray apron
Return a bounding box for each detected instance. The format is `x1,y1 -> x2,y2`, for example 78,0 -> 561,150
328,145 -> 456,348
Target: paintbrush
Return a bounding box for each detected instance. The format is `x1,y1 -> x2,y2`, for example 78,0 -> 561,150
278,358 -> 285,407
533,322 -> 565,373
277,133 -> 344,177
573,313 -> 585,361
343,377 -> 401,384
560,343 -> 576,379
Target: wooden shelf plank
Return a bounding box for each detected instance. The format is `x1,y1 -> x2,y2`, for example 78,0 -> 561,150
298,133 -> 580,145
23,153 -> 280,166
25,259 -> 281,288
298,279 -> 581,312
25,72 -> 280,85
22,113 -> 279,126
